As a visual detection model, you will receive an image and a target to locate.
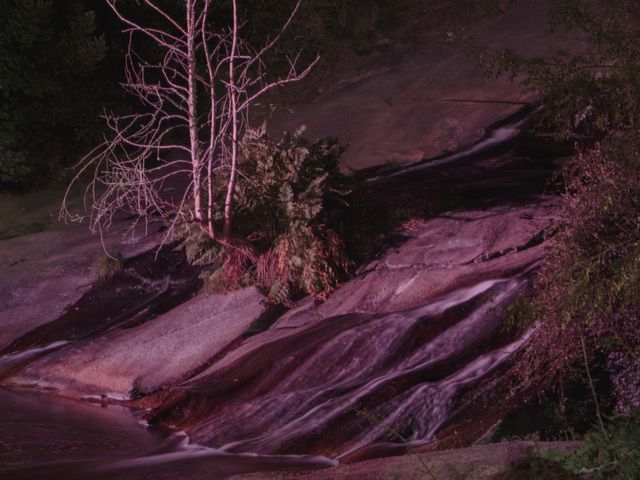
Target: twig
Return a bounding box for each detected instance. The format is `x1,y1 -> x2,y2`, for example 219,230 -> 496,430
580,334 -> 607,438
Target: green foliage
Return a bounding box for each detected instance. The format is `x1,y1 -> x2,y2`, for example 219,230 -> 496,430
199,248 -> 255,294
234,126 -> 348,233
499,414 -> 640,479
241,0 -> 382,50
556,414 -> 640,479
474,0 -> 640,411
513,132 -> 640,405
0,147 -> 30,185
472,0 -> 640,138
236,127 -> 351,303
174,221 -> 221,267
180,128 -> 351,305
257,224 -> 350,304
0,0 -> 109,186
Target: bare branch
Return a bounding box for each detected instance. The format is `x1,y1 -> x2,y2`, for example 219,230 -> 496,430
63,0 -> 316,249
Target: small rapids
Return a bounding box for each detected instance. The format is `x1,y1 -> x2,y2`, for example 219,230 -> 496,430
0,273 -> 540,479
174,275 -> 533,457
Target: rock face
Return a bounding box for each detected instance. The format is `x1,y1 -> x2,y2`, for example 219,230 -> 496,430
144,195 -> 560,457
0,2 -> 574,473
231,441 -> 582,480
188,199 -> 558,381
0,220 -> 164,352
268,1 -> 583,171
9,287 -> 267,398
282,199 -> 558,322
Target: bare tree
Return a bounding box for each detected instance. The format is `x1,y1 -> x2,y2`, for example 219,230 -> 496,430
62,0 -> 318,247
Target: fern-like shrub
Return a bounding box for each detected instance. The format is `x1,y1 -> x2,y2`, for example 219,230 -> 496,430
178,127 -> 351,305
499,414 -> 640,479
560,414 -> 640,480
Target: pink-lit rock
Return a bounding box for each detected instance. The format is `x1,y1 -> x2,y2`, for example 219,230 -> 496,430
10,287 -> 267,398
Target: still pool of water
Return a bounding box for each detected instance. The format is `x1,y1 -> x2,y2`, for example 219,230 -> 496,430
0,388 -> 334,480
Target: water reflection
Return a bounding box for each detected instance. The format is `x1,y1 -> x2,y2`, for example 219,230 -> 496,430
0,388 -> 333,480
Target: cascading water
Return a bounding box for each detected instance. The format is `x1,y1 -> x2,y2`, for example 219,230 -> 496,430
0,103 -> 561,478
0,275 -> 538,479
174,275 -> 533,457
0,389 -> 336,480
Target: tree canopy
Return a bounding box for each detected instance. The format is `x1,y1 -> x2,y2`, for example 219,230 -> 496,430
0,0 -> 112,186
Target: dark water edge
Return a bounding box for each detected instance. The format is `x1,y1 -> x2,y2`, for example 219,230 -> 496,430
0,388 -> 334,480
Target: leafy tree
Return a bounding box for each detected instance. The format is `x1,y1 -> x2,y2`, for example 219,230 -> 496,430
483,1 -> 640,414
475,0 -> 640,138
0,0 -> 109,186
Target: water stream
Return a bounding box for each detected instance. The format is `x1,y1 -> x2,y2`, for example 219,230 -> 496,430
0,109 -> 554,478
0,388 -> 334,480
0,273 -> 534,478
175,275 -> 533,458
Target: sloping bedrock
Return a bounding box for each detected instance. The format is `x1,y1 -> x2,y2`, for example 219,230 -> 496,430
268,1 -> 584,172
7,287 -> 267,399
0,220 -> 164,353
231,441 -> 581,480
184,197 -> 559,387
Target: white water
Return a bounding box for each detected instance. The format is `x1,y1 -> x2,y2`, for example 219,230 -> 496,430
368,107 -> 541,183
1,276 -> 535,469
190,276 -> 531,455
0,341 -> 69,374
103,432 -> 337,471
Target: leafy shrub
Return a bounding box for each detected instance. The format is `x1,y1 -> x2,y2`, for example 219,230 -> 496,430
256,224 -> 350,304
608,351 -> 640,415
0,147 -> 30,185
472,0 -> 640,138
513,132 -> 640,411
543,414 -> 640,480
200,248 -> 255,294
174,221 -> 221,267
180,128 -> 351,305
498,414 -> 640,479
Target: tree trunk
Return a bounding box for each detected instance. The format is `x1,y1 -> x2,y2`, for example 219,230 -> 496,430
223,0 -> 239,241
187,0 -> 202,222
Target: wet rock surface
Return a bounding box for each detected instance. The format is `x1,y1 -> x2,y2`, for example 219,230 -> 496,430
0,109 -> 566,462
154,195 -> 557,456
0,220 -> 164,352
8,287 -> 268,399
231,441 -> 581,480
281,199 -> 558,323
183,197 -> 558,396
269,1 -> 583,171
0,3 -> 581,476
